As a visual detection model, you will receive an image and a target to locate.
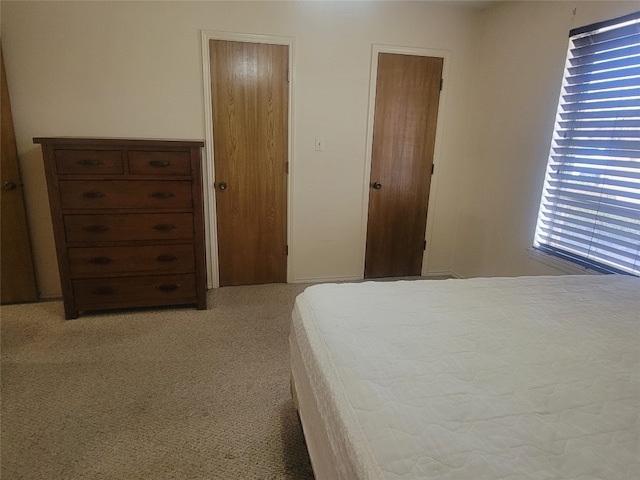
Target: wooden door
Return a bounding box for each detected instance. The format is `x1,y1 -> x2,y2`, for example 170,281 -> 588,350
1,46 -> 38,303
365,53 -> 443,278
210,40 -> 288,286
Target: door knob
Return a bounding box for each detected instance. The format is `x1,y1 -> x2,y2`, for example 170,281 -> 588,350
3,181 -> 17,191
218,182 -> 227,190
371,182 -> 382,190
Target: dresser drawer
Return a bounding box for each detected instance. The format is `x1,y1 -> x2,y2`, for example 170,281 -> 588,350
68,244 -> 195,278
55,150 -> 124,175
73,274 -> 197,310
65,213 -> 194,243
59,180 -> 193,210
128,151 -> 191,176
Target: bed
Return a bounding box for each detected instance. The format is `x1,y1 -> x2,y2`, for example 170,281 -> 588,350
289,275 -> 640,479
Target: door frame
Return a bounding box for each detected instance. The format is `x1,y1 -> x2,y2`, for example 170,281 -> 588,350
360,44 -> 450,277
200,31 -> 295,288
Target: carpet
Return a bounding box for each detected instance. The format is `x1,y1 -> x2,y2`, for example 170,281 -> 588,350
1,283 -> 315,480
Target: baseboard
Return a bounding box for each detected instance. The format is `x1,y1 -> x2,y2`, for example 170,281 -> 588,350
290,275 -> 362,284
36,295 -> 63,301
205,271 -> 463,287
445,270 -> 464,279
423,270 -> 462,279
292,271 -> 465,284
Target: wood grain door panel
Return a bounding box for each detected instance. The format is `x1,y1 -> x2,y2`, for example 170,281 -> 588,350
210,40 -> 288,286
1,45 -> 38,303
365,53 -> 443,278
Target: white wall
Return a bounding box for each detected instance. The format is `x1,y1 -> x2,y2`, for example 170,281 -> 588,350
1,1 -> 480,297
451,0 -> 640,278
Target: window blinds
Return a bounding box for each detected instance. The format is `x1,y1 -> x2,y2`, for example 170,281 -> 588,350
534,11 -> 640,275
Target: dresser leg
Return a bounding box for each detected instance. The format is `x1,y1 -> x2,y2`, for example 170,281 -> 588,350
63,302 -> 79,319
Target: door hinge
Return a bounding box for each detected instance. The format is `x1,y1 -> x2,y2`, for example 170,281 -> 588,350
431,164 -> 435,175
285,245 -> 289,256
285,162 -> 289,174
287,68 -> 290,83
439,78 -> 443,91
423,240 -> 427,251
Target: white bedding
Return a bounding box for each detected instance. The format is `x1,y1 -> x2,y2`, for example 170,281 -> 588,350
290,275 -> 640,480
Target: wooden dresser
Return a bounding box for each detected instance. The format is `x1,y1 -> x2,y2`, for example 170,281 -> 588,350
35,137 -> 207,319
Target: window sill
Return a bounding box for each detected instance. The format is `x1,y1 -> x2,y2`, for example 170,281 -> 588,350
526,247 -> 600,276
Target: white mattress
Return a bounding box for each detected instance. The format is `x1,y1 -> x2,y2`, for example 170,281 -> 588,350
290,275 -> 640,480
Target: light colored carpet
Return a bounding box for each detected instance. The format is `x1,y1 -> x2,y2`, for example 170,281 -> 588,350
1,284 -> 315,480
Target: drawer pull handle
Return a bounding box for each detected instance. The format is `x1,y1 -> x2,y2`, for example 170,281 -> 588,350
157,254 -> 177,262
158,284 -> 179,292
89,256 -> 113,265
78,159 -> 104,166
149,160 -> 171,167
150,192 -> 175,199
153,224 -> 176,231
91,286 -> 115,295
84,225 -> 110,233
83,191 -> 106,199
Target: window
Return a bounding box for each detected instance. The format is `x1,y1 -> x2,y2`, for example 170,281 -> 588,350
534,11 -> 640,276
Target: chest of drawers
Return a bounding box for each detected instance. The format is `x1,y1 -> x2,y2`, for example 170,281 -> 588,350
35,137 -> 207,319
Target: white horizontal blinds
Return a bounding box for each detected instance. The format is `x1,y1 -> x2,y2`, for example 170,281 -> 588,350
535,11 -> 640,275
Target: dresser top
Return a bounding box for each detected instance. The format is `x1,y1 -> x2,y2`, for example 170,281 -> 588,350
33,137 -> 205,148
